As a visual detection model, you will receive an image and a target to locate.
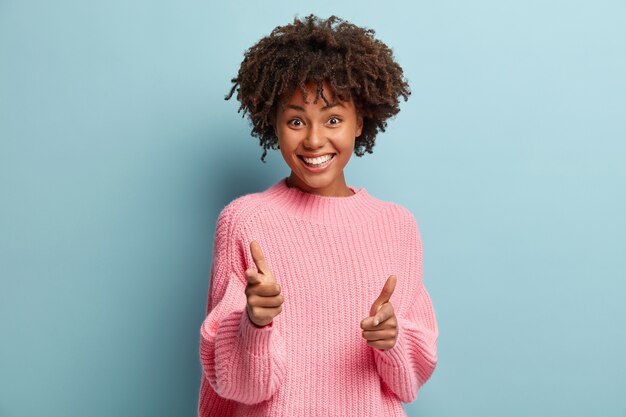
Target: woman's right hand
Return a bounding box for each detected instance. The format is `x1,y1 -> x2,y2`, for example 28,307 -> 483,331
245,240 -> 283,327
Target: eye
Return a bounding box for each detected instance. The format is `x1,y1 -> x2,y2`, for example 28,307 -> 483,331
287,118 -> 303,127
327,116 -> 342,125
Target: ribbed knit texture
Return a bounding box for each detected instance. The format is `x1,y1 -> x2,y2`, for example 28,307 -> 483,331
198,177 -> 438,417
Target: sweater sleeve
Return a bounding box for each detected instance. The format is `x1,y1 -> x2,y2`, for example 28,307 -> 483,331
198,203 -> 286,405
371,213 -> 438,403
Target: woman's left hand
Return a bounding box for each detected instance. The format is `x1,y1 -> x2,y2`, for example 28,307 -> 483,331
360,275 -> 398,351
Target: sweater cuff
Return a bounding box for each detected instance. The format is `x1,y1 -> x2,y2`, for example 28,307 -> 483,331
239,310 -> 275,357
371,323 -> 409,368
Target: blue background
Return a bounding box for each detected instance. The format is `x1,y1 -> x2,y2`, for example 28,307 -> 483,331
1,1 -> 625,416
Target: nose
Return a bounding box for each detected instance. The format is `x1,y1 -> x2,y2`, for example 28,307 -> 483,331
303,124 -> 325,151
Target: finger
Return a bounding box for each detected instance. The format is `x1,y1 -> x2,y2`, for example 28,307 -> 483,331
369,275 -> 397,317
246,282 -> 281,297
250,240 -> 275,281
372,303 -> 395,327
247,293 -> 284,308
360,316 -> 380,330
361,328 -> 397,341
248,305 -> 283,325
367,339 -> 396,351
245,268 -> 263,285
360,310 -> 397,330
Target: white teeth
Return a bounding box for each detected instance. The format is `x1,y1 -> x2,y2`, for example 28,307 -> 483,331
302,154 -> 333,165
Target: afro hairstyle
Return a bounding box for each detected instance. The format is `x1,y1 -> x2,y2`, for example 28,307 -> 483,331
225,14 -> 411,162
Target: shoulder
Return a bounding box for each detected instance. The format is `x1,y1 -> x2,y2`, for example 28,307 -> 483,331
392,202 -> 421,238
388,202 -> 418,225
358,189 -> 422,244
372,198 -> 421,243
365,192 -> 419,229
214,183 -> 290,238
216,190 -> 267,232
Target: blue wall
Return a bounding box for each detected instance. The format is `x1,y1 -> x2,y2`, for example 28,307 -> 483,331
1,1 -> 625,416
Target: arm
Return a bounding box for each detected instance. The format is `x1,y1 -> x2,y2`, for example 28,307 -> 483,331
198,204 -> 286,404
372,286 -> 438,402
372,215 -> 438,403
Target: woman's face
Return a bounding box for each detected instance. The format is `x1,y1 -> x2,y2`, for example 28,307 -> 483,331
275,81 -> 363,197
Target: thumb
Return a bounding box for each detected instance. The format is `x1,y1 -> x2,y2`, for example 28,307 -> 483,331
369,275 -> 397,317
245,267 -> 263,286
250,240 -> 275,282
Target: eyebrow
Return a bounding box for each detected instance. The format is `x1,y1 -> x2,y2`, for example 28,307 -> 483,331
282,102 -> 344,112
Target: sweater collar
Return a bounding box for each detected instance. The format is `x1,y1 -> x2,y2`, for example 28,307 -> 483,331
261,177 -> 384,225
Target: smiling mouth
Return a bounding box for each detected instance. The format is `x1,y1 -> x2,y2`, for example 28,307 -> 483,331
298,154 -> 336,168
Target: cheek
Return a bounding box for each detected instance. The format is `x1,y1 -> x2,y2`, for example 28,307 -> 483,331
275,128 -> 289,148
278,147 -> 297,170
276,133 -> 299,162
336,129 -> 357,151
277,127 -> 305,150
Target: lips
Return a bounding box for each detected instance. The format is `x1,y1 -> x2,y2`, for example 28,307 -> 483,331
299,153 -> 335,165
298,153 -> 336,171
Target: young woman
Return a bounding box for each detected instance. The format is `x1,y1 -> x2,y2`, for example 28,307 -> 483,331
198,14 -> 438,417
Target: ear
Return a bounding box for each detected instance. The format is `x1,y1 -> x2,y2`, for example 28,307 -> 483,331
355,114 -> 363,137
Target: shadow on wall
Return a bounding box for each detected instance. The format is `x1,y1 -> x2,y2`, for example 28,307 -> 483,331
203,132 -> 281,219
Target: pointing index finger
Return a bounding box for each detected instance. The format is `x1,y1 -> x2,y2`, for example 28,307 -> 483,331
250,240 -> 274,281
369,275 -> 397,317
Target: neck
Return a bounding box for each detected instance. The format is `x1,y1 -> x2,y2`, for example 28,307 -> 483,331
261,177 -> 382,225
286,174 -> 355,197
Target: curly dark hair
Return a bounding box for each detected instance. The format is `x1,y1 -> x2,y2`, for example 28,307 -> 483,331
225,14 -> 411,162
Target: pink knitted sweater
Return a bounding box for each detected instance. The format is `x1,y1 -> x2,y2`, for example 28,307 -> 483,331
197,177 -> 438,417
